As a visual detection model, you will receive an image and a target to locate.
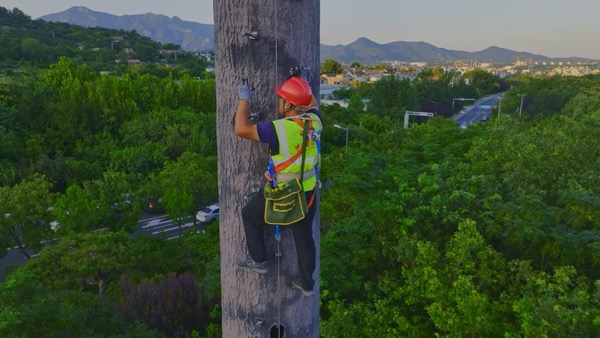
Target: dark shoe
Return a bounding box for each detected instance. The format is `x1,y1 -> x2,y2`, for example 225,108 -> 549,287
237,258 -> 268,274
291,278 -> 314,296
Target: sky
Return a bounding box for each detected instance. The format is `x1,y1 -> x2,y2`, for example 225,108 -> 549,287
3,0 -> 599,60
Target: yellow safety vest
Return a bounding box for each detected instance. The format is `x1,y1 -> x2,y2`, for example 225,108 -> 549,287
271,112 -> 321,192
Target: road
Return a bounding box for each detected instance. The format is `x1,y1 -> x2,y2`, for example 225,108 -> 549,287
0,213 -> 209,281
452,93 -> 503,127
133,212 -> 207,239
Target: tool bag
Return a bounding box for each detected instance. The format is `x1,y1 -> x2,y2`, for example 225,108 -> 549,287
264,118 -> 311,225
263,177 -> 308,225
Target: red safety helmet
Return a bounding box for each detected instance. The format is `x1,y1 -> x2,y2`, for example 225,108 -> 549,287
274,77 -> 313,108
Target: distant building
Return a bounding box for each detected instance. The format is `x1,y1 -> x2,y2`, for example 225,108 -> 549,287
320,99 -> 348,108
320,84 -> 347,99
320,73 -> 346,85
159,49 -> 181,55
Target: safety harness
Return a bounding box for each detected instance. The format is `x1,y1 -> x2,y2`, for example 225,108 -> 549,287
266,109 -> 321,209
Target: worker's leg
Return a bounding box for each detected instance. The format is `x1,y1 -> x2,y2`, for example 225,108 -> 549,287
241,191 -> 268,263
290,196 -> 317,291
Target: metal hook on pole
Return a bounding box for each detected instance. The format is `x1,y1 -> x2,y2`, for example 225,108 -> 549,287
243,31 -> 259,40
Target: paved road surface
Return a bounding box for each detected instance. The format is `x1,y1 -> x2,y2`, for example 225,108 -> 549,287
453,93 -> 503,127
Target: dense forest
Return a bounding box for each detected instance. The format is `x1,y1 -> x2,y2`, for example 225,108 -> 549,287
1,6 -> 600,337
0,6 -> 211,77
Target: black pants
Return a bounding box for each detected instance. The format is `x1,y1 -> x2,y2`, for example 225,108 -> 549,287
242,189 -> 316,291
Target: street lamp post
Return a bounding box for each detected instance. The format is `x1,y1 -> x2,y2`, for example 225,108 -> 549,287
518,93 -> 526,117
498,95 -> 502,118
333,124 -> 349,153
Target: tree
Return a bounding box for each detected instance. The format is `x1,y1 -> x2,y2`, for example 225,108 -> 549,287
463,69 -> 502,97
162,188 -> 193,228
367,75 -> 418,119
321,58 -> 343,74
214,0 -> 320,336
53,171 -> 140,234
150,151 -> 218,225
350,62 -> 363,70
22,231 -> 136,296
37,57 -> 97,151
0,175 -> 54,259
121,273 -> 205,336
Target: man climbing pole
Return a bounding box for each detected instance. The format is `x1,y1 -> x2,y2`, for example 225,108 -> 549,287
234,70 -> 323,296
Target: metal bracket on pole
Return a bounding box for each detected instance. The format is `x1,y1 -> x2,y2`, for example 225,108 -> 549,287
404,111 -> 434,129
243,31 -> 258,40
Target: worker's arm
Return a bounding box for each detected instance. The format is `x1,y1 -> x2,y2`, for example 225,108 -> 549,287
234,79 -> 259,141
234,99 -> 259,141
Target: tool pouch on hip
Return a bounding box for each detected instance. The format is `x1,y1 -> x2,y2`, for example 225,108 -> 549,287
263,178 -> 307,225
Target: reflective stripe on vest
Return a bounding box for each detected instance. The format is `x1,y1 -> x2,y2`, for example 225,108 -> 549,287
271,113 -> 321,192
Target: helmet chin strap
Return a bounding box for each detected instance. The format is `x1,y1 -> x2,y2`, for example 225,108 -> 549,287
279,99 -> 298,117
282,106 -> 296,115
280,105 -> 307,118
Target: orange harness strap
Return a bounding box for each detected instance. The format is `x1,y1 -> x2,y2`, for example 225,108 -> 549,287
307,189 -> 316,209
273,117 -> 317,208
273,118 -> 312,173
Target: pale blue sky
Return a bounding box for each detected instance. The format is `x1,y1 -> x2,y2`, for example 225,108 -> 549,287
3,0 -> 598,59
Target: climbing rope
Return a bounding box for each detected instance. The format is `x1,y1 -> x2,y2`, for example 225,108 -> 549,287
272,1 -> 285,336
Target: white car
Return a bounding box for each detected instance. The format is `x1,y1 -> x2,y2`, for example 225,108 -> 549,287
196,204 -> 219,223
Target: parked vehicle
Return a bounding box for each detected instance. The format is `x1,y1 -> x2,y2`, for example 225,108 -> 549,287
196,204 -> 219,223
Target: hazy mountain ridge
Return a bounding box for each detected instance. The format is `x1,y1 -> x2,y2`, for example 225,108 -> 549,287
40,6 -> 213,51
39,7 -> 594,63
319,37 -> 579,64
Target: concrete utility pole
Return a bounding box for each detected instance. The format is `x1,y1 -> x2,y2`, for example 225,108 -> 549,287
214,1 -> 320,337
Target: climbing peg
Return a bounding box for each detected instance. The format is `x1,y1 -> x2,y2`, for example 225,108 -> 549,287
243,31 -> 258,40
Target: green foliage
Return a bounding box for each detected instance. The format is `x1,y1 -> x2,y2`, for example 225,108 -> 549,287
0,174 -> 54,259
0,225 -> 221,336
414,67 -> 455,104
350,62 -> 363,70
0,15 -> 221,335
320,74 -> 600,336
3,38 -> 600,336
20,231 -> 137,295
321,58 -> 343,74
0,5 -> 209,75
151,151 -> 218,207
463,68 -> 503,96
180,75 -> 217,113
466,111 -> 600,271
367,75 -> 418,118
54,170 -> 141,234
503,75 -> 600,119
162,188 -> 194,226
121,273 -> 206,337
508,264 -> 599,337
0,270 -> 162,338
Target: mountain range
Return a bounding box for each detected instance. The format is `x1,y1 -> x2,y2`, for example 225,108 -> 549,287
40,6 -> 213,52
39,6 -> 593,64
